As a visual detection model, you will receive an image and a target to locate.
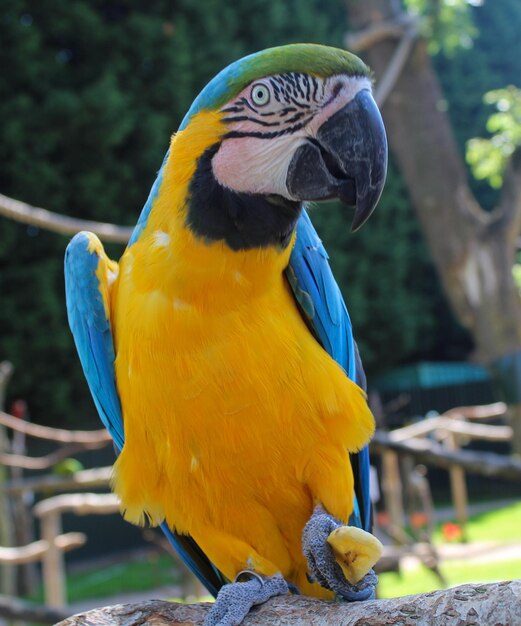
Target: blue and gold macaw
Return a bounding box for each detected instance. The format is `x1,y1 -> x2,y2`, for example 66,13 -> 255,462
65,44 -> 387,625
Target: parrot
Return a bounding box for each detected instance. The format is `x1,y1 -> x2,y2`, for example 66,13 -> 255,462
65,43 -> 387,626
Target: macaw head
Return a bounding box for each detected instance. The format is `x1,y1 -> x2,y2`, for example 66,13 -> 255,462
139,44 -> 387,251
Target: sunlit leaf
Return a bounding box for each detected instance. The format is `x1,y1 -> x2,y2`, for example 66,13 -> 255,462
403,0 -> 479,55
466,86 -> 521,187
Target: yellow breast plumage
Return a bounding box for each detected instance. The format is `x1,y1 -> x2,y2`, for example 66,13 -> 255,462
107,112 -> 374,596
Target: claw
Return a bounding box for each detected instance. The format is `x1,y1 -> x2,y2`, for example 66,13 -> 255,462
204,573 -> 288,626
302,504 -> 380,601
327,525 -> 383,584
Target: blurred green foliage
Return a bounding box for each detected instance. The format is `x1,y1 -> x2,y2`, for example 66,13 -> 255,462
0,0 -> 520,425
467,86 -> 521,188
29,550 -> 180,603
433,0 -> 521,211
404,0 -> 480,54
52,457 -> 84,475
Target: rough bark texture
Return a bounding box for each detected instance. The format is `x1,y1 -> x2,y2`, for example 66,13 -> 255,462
57,580 -> 521,625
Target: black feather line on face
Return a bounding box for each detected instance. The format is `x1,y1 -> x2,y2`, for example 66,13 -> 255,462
283,73 -> 298,88
238,97 -> 259,113
284,111 -> 307,124
294,76 -> 306,99
269,78 -> 282,102
304,75 -> 311,101
221,105 -> 245,114
222,115 -> 282,128
311,77 -> 319,102
222,73 -> 318,137
186,145 -> 302,251
288,94 -> 310,108
225,118 -> 311,140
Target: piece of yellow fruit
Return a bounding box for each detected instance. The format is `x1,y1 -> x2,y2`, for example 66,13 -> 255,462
327,526 -> 383,584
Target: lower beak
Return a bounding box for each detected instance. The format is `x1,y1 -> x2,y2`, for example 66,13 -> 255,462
286,89 -> 388,231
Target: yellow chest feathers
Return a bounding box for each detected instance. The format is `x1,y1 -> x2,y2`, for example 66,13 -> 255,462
111,229 -> 373,529
108,109 -> 374,529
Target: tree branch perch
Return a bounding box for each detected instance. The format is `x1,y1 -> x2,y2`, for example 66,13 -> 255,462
57,580 -> 521,625
3,465 -> 112,496
0,192 -> 132,243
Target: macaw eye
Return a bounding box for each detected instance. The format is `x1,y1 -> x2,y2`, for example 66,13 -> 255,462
251,83 -> 270,107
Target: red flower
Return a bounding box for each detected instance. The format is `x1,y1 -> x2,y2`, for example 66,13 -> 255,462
442,522 -> 463,542
10,399 -> 27,420
376,511 -> 390,527
410,512 -> 429,529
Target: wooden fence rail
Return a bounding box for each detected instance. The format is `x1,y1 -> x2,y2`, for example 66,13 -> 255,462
372,430 -> 521,480
372,402 -> 517,533
3,466 -> 112,496
0,411 -> 111,443
33,493 -> 120,608
0,394 -> 115,602
0,534 -> 86,565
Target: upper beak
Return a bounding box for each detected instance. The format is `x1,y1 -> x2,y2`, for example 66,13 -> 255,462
286,89 -> 388,231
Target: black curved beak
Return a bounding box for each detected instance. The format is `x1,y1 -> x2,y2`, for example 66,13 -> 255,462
286,89 -> 387,231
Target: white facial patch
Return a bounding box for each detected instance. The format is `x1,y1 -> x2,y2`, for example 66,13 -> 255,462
212,133 -> 306,197
212,73 -> 373,199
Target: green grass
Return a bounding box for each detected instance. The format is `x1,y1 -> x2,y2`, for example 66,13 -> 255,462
378,558 -> 521,598
379,500 -> 521,598
432,500 -> 521,543
30,552 -> 181,604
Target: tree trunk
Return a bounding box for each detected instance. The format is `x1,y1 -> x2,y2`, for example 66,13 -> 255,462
56,580 -> 521,625
344,0 -> 521,451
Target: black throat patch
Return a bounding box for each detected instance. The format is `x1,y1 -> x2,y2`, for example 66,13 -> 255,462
186,145 -> 303,251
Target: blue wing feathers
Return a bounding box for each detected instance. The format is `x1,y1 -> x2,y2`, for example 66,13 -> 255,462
65,233 -> 125,450
160,523 -> 227,596
357,446 -> 372,531
288,210 -> 372,532
65,232 -> 226,596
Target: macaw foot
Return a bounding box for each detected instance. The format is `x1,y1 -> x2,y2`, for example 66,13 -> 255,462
204,572 -> 289,626
302,505 -> 382,601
